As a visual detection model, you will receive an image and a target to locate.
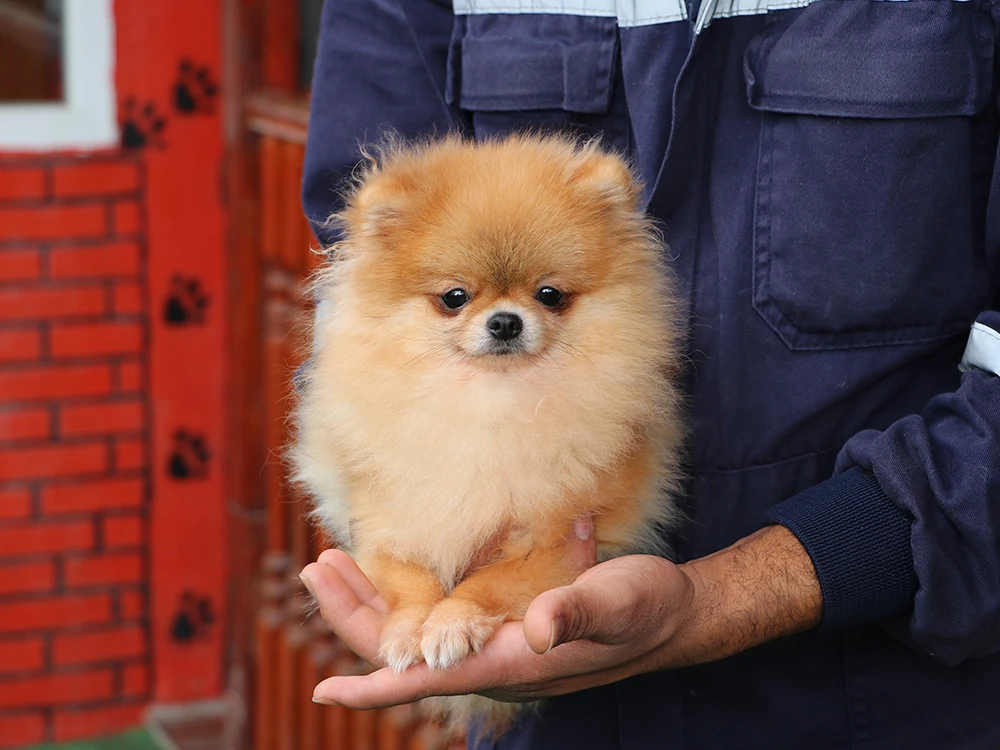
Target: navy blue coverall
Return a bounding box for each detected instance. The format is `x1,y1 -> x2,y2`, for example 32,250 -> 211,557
301,0 -> 1000,747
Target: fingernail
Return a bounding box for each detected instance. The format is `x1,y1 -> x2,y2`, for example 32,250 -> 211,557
575,516 -> 593,541
313,696 -> 339,706
299,572 -> 316,597
546,614 -> 565,653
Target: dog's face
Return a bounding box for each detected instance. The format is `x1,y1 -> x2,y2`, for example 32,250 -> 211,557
432,278 -> 562,359
331,136 -> 660,373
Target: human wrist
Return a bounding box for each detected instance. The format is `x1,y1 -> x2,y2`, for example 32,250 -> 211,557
661,526 -> 822,669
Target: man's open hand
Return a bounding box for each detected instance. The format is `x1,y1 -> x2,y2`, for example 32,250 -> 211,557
299,524 -> 822,709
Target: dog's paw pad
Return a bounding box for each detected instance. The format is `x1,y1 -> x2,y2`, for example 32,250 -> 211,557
378,611 -> 426,673
420,601 -> 502,670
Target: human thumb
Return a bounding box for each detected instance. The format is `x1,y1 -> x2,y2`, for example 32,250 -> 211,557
522,568 -> 633,654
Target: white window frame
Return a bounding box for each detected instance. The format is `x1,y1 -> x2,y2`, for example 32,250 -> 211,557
0,0 -> 117,152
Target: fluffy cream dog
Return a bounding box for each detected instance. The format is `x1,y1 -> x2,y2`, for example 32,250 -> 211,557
292,134 -> 684,734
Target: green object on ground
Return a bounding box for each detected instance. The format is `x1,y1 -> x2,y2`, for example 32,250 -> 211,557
25,728 -> 159,750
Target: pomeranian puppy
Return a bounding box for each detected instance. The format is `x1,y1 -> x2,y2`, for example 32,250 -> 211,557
292,134 -> 684,735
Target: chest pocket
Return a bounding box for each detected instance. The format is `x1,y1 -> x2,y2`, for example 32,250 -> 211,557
446,14 -> 628,148
745,1 -> 996,351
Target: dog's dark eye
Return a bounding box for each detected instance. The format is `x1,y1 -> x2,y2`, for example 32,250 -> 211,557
441,288 -> 470,310
535,287 -> 565,307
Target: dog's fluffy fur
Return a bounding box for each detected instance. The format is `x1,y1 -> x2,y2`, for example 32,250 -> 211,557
292,134 -> 684,735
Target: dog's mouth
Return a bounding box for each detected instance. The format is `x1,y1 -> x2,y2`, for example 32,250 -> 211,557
484,339 -> 527,356
453,339 -> 535,363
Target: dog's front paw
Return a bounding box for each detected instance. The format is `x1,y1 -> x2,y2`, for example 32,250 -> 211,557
420,599 -> 503,670
379,608 -> 428,673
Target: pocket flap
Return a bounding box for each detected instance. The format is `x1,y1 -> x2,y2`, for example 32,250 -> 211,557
449,17 -> 618,113
744,3 -> 994,119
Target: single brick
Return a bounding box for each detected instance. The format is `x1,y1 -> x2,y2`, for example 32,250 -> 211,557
41,477 -> 144,515
0,363 -> 112,402
0,593 -> 110,634
0,488 -> 32,520
50,321 -> 142,359
0,637 -> 44,675
0,328 -> 41,364
0,442 -> 105,481
53,702 -> 144,743
0,250 -> 41,282
113,281 -> 143,315
116,361 -> 144,393
112,200 -> 141,236
0,640 -> 42,681
120,663 -> 148,697
0,205 -> 105,242
0,560 -> 55,597
0,667 -> 114,709
0,166 -> 46,202
53,624 -> 145,666
59,400 -> 144,438
49,242 -> 140,279
0,405 -> 49,441
64,552 -> 143,588
0,285 -> 106,322
118,589 -> 144,620
114,439 -> 146,471
52,161 -> 139,198
102,514 -> 143,548
0,519 -> 93,556
0,712 -> 45,748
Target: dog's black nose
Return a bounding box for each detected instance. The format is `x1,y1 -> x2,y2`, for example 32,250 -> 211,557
487,312 -> 523,342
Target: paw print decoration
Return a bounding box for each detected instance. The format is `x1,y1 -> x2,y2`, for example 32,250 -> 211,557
174,59 -> 219,115
120,98 -> 167,149
163,275 -> 209,325
167,429 -> 210,480
171,591 -> 215,643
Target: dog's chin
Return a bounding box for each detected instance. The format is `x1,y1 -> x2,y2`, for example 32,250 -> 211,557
454,341 -> 538,368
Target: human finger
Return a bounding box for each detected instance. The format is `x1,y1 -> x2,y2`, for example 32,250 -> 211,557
300,561 -> 383,663
318,548 -> 389,614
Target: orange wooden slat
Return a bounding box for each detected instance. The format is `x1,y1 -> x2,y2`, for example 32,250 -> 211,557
263,297 -> 290,554
260,136 -> 281,262
291,144 -> 310,274
279,141 -> 306,272
276,623 -> 309,750
291,510 -> 311,572
253,606 -> 285,750
298,639 -> 334,750
352,708 -> 378,750
260,0 -> 299,90
324,701 -> 352,750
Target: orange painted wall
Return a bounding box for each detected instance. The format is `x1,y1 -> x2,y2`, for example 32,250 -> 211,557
0,1 -> 228,744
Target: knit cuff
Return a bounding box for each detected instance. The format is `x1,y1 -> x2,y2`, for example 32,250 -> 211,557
761,467 -> 918,630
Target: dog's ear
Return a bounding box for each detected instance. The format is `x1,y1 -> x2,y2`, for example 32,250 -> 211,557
343,166 -> 416,243
568,147 -> 641,209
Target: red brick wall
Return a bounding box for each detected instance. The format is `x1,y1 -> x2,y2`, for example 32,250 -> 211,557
0,1 -> 228,746
0,156 -> 150,747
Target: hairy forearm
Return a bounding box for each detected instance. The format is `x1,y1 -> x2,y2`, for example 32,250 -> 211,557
654,525 -> 822,669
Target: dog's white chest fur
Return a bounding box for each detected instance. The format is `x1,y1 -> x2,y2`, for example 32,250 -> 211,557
295,334 -> 637,586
